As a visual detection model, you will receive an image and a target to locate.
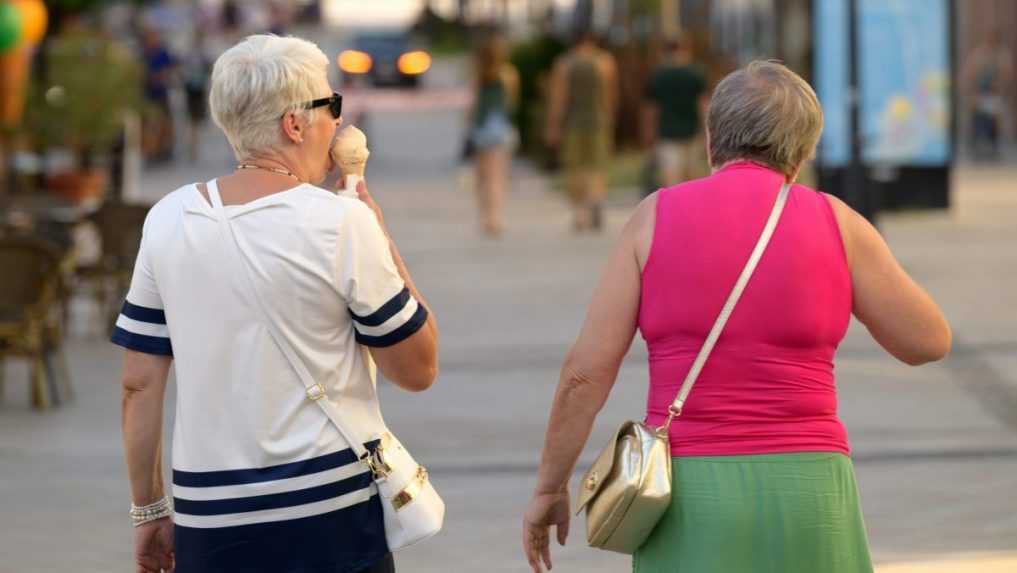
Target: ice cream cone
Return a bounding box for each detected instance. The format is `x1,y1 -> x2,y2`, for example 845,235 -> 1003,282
341,161 -> 367,196
332,125 -> 370,197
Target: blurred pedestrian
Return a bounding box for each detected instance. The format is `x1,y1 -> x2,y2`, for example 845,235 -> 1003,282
545,31 -> 618,232
221,0 -> 242,33
140,26 -> 178,162
116,35 -> 438,573
523,61 -> 951,573
962,31 -> 1012,159
268,0 -> 291,36
182,32 -> 212,163
642,36 -> 708,187
468,32 -> 519,236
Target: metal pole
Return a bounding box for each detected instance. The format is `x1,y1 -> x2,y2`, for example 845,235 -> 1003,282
846,0 -> 875,222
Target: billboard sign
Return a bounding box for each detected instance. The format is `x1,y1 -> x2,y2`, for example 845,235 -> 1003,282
815,0 -> 951,167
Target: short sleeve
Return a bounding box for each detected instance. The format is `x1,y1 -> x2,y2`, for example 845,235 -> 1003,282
336,202 -> 428,348
110,229 -> 173,356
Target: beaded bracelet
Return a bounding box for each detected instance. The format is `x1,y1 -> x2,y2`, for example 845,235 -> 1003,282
130,496 -> 173,527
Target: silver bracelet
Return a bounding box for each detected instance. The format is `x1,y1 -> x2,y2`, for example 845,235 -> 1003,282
130,496 -> 173,527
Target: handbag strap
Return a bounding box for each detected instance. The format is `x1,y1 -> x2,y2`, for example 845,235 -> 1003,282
662,182 -> 791,430
205,179 -> 372,462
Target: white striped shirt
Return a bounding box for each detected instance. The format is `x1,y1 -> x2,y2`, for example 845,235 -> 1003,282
112,182 -> 425,570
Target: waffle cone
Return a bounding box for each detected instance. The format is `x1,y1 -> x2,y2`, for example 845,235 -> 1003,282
340,159 -> 367,178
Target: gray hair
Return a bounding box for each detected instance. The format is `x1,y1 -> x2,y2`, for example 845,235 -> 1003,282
706,61 -> 823,177
209,35 -> 329,160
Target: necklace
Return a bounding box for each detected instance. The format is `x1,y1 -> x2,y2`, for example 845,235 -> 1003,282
237,163 -> 301,181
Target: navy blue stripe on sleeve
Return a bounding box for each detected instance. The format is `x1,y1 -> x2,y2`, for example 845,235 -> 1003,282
349,287 -> 410,327
120,300 -> 167,324
354,304 -> 428,348
111,327 -> 173,356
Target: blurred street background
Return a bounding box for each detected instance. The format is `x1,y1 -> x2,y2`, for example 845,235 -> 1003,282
1,0 -> 1016,571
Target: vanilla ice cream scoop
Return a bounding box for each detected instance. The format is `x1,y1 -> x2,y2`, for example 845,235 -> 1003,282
331,125 -> 370,196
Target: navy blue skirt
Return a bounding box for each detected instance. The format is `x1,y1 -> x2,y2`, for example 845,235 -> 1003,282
174,494 -> 389,573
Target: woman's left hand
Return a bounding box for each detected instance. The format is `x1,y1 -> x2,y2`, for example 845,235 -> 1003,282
522,490 -> 571,573
133,517 -> 175,572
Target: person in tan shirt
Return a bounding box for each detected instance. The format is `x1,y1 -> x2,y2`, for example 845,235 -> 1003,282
545,31 -> 619,231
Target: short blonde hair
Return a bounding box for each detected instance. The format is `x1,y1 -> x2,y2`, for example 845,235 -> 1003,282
209,35 -> 329,160
707,61 -> 823,177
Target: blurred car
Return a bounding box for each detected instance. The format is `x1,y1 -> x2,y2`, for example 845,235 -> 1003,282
338,29 -> 431,89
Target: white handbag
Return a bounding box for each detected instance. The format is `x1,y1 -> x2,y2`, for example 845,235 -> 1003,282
206,180 -> 445,551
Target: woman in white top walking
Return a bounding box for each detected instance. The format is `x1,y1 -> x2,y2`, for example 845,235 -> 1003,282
114,35 -> 438,573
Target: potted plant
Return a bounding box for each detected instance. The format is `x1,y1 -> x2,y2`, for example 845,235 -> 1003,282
21,22 -> 142,204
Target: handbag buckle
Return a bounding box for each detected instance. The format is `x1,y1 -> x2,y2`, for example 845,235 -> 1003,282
361,447 -> 392,481
661,403 -> 683,431
306,384 -> 327,401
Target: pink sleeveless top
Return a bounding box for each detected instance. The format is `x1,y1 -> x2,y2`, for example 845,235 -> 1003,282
639,162 -> 852,456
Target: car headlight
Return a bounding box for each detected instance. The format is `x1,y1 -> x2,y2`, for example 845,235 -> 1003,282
338,50 -> 372,74
397,51 -> 431,75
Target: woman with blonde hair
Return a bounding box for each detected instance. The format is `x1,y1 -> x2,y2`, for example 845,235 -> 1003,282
468,32 -> 519,236
523,61 -> 950,572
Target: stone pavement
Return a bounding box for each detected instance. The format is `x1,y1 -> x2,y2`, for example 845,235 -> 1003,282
878,553 -> 1017,573
2,69 -> 1016,572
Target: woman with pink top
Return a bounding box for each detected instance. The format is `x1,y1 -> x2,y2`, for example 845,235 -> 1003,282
522,61 -> 951,573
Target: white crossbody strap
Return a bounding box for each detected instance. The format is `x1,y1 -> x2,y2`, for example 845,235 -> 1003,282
666,183 -> 791,421
205,179 -> 371,460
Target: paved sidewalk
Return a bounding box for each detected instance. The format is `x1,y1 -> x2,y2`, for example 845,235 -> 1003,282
878,552 -> 1017,572
1,95 -> 1015,570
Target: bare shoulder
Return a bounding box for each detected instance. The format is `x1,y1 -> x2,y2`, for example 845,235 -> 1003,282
821,192 -> 854,228
821,191 -> 899,272
820,192 -> 858,262
628,191 -> 659,230
627,191 -> 659,270
820,191 -> 852,223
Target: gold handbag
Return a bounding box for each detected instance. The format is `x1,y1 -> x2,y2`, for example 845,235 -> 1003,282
576,183 -> 791,554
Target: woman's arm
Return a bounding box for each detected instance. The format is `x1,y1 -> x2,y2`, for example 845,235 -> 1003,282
121,349 -> 175,572
354,181 -> 439,392
532,196 -> 653,494
121,350 -> 173,505
826,194 -> 951,365
523,197 -> 654,572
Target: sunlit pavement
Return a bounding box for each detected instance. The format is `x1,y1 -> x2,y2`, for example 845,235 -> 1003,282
877,552 -> 1017,572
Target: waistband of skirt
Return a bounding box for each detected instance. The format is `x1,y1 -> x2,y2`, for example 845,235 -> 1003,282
672,451 -> 850,464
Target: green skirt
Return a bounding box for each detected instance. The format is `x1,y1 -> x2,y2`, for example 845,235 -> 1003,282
634,453 -> 873,573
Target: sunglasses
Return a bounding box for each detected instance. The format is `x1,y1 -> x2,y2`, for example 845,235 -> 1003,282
302,92 -> 343,119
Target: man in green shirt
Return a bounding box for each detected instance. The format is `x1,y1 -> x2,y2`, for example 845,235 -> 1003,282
643,37 -> 708,187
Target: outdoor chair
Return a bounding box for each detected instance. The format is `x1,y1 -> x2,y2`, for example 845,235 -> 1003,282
0,235 -> 72,410
76,201 -> 150,333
